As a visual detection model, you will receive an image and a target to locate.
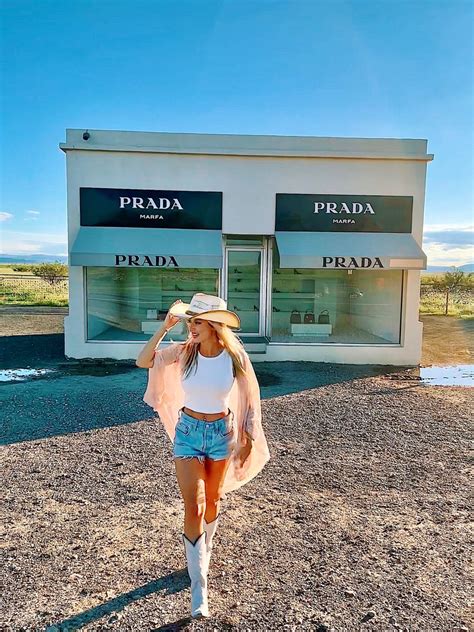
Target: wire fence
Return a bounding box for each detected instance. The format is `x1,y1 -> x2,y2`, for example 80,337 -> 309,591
0,275 -> 69,306
420,282 -> 473,316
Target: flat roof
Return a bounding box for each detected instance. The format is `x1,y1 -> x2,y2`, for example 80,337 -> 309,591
60,128 -> 433,161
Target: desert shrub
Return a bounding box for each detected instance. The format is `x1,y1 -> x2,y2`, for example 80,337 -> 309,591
420,274 -> 439,285
431,269 -> 473,315
12,264 -> 34,272
420,268 -> 473,316
31,262 -> 68,285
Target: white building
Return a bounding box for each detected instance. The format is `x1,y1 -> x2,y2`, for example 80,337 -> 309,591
60,129 -> 432,364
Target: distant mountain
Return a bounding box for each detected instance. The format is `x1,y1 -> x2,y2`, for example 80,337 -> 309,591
0,254 -> 68,264
425,263 -> 474,273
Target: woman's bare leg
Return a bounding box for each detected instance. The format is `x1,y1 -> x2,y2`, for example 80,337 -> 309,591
174,457 -> 207,542
203,457 -> 232,523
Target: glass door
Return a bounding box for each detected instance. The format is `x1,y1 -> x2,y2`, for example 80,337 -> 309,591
225,248 -> 264,335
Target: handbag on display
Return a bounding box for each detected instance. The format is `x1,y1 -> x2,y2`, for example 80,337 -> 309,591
290,310 -> 301,324
304,310 -> 315,324
318,309 -> 330,324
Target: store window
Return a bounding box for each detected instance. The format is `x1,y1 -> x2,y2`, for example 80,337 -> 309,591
226,250 -> 262,334
86,267 -> 219,341
225,235 -> 264,246
271,250 -> 403,344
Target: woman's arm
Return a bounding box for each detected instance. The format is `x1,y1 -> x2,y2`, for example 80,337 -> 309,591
241,350 -> 261,443
135,300 -> 183,368
244,429 -> 255,442
135,324 -> 172,368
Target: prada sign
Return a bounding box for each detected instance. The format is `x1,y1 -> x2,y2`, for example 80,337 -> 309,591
80,187 -> 222,229
322,256 -> 384,269
276,194 -> 413,233
115,254 -> 178,267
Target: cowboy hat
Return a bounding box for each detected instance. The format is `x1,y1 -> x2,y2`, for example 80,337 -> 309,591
169,293 -> 241,330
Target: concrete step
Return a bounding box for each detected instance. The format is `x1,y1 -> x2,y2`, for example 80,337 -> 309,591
247,351 -> 267,362
240,336 -> 268,358
244,343 -> 267,353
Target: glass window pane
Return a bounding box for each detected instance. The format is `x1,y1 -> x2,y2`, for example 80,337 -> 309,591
225,235 -> 263,245
227,251 -> 261,334
86,267 -> 219,341
271,249 -> 402,344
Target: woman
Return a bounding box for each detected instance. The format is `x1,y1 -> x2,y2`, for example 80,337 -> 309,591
136,293 -> 270,619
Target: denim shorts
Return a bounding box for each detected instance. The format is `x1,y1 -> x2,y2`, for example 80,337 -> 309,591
173,409 -> 235,464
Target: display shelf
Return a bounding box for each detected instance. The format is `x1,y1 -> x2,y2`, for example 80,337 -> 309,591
272,293 -> 316,298
141,321 -> 168,334
291,323 -> 332,336
157,291 -> 217,297
272,309 -> 324,314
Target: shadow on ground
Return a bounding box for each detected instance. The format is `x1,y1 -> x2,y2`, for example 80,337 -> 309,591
0,333 -> 66,366
1,331 -> 403,446
46,569 -> 191,631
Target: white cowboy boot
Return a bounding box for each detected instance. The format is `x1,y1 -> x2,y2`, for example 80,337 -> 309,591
203,514 -> 220,575
182,531 -> 209,618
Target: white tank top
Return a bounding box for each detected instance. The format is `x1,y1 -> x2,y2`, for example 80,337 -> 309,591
182,349 -> 235,414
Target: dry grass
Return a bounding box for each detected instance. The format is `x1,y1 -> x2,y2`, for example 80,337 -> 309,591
0,275 -> 68,306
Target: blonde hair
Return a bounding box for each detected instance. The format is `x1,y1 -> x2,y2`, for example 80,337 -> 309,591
181,320 -> 246,379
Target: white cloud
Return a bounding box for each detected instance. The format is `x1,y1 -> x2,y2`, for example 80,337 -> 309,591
26,210 -> 40,216
423,223 -> 473,266
423,243 -> 473,266
424,223 -> 473,246
0,230 -> 67,256
0,212 -> 13,222
424,223 -> 472,231
2,241 -> 43,253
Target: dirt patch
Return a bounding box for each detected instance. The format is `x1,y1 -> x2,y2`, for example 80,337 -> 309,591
420,315 -> 473,366
0,312 -> 66,337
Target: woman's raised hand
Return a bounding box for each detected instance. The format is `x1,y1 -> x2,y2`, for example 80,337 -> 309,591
164,299 -> 183,329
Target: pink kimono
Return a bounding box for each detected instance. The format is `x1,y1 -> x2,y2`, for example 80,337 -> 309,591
143,342 -> 271,494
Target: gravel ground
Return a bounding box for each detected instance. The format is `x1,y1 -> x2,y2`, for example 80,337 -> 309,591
1,310 -> 473,631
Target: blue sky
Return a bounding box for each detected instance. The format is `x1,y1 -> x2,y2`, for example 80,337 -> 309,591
1,0 -> 472,265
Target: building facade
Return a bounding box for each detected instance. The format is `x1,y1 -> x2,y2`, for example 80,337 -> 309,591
60,129 -> 432,364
